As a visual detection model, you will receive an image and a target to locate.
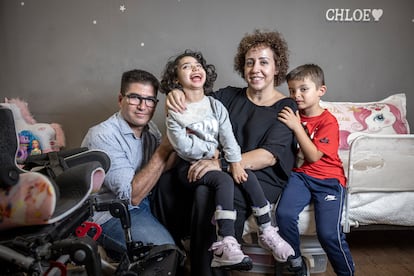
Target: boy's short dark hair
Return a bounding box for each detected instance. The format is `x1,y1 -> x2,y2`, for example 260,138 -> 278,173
286,64 -> 325,88
120,69 -> 159,96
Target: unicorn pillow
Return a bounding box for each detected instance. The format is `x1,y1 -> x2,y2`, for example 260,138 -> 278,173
320,93 -> 410,150
1,98 -> 66,163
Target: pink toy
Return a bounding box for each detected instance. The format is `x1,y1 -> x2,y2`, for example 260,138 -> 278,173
0,172 -> 57,228
1,98 -> 65,162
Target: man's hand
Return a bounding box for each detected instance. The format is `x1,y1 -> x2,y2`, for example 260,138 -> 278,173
187,159 -> 221,182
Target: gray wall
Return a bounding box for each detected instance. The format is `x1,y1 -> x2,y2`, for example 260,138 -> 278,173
1,0 -> 413,149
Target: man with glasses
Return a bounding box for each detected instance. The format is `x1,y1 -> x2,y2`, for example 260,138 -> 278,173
81,69 -> 176,260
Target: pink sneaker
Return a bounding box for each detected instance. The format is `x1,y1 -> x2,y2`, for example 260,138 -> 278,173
209,236 -> 252,270
258,226 -> 295,262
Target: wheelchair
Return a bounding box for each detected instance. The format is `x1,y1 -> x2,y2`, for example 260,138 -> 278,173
0,106 -> 184,276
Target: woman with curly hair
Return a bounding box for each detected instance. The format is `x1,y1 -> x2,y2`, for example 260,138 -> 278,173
153,30 -> 298,276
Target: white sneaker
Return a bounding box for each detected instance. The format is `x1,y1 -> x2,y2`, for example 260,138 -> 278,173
209,236 -> 252,270
258,226 -> 295,262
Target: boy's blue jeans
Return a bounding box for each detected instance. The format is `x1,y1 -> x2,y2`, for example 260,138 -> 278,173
98,197 -> 175,260
276,172 -> 354,276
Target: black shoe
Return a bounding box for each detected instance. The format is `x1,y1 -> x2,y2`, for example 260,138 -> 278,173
219,256 -> 253,271
288,257 -> 308,276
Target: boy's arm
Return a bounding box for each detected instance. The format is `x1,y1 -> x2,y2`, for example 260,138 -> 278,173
278,107 -> 323,163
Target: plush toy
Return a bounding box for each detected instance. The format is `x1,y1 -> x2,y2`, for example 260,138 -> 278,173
0,98 -> 65,163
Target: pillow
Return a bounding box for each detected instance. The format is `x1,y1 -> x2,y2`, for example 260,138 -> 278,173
320,93 -> 410,150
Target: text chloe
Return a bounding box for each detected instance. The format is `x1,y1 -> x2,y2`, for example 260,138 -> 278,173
326,8 -> 383,22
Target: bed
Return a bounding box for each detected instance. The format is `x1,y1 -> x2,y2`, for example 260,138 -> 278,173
242,93 -> 414,274
297,133 -> 414,235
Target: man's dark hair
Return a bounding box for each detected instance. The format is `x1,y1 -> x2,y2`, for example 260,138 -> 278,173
120,69 -> 160,96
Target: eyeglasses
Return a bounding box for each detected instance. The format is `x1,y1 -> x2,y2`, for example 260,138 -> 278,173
124,93 -> 159,108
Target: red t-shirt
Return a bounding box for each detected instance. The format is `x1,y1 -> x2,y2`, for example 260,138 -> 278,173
294,109 -> 346,186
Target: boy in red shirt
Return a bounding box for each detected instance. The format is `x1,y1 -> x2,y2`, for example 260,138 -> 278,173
276,64 -> 354,276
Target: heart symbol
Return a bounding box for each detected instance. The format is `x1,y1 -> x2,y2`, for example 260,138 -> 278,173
372,9 -> 383,21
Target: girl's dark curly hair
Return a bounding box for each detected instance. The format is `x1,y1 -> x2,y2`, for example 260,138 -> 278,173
234,29 -> 289,87
160,49 -> 217,95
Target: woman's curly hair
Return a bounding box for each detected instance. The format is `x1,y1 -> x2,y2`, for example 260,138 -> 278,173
160,50 -> 217,95
234,29 -> 289,87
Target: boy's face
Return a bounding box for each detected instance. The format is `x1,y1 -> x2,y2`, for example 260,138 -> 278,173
288,77 -> 326,111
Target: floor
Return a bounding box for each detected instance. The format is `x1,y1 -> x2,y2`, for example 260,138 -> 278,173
337,229 -> 414,276
66,229 -> 414,275
231,229 -> 414,276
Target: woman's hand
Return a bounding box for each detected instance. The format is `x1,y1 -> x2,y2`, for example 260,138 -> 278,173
166,89 -> 187,113
187,159 -> 221,182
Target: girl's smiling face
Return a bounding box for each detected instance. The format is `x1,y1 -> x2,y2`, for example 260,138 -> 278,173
176,56 -> 206,92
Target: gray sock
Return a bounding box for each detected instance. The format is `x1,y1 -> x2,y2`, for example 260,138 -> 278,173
290,256 -> 303,267
259,221 -> 271,232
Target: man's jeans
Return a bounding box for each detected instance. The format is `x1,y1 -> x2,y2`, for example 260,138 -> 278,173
98,198 -> 175,260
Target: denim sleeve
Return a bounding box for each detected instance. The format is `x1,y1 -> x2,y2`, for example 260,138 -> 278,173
81,127 -> 134,202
